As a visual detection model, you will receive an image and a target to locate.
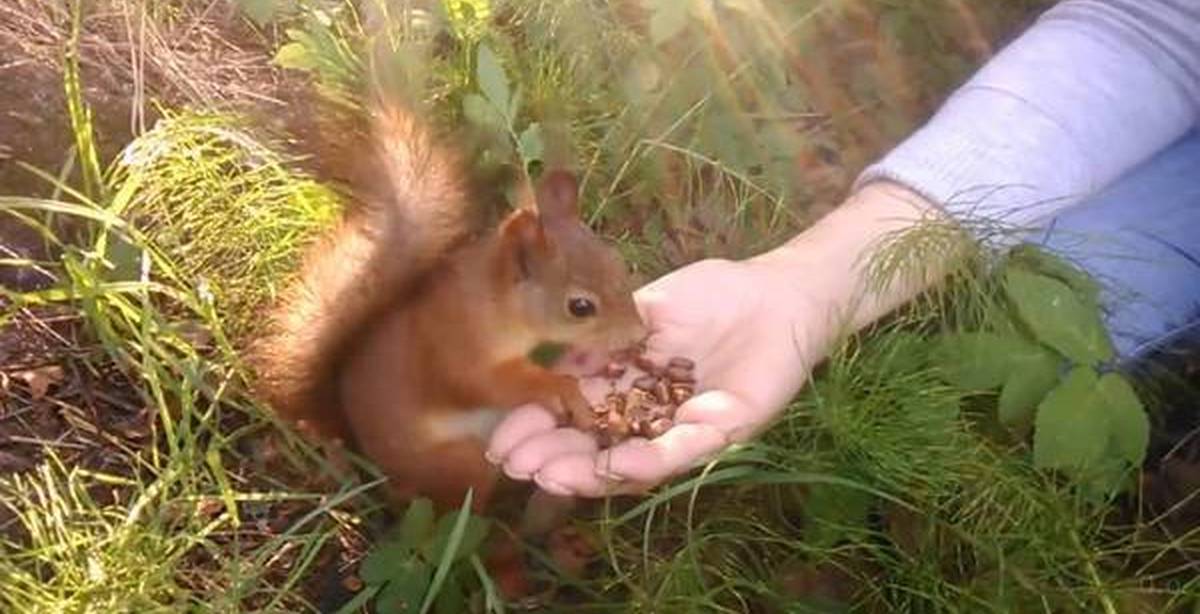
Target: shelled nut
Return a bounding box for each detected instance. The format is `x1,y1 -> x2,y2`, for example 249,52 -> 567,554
579,349 -> 697,448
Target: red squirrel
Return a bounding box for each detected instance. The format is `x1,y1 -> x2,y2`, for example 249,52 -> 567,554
251,100 -> 647,515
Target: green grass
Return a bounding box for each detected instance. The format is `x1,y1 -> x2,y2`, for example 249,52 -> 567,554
1,0 -> 1197,612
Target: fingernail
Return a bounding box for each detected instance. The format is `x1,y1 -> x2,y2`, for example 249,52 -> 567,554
593,467 -> 626,482
503,465 -> 532,481
534,474 -> 574,497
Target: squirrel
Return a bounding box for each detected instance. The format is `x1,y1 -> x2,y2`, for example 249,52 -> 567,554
251,98 -> 648,515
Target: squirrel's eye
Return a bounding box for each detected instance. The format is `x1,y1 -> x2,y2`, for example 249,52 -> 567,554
567,297 -> 597,318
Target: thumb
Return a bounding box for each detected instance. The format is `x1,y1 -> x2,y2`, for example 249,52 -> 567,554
632,284 -> 669,328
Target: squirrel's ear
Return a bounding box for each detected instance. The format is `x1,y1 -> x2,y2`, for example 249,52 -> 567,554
535,169 -> 580,224
497,208 -> 548,281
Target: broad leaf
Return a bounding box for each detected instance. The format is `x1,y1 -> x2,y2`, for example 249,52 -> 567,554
1097,373 -> 1149,467
423,513 -> 490,564
1079,457 -> 1132,502
274,42 -> 316,71
997,346 -> 1062,424
434,571 -> 467,614
1033,367 -> 1107,470
938,332 -> 1028,390
462,94 -> 506,134
476,44 -> 510,119
420,493 -> 476,614
398,498 -> 435,551
375,559 -> 432,613
456,516 -> 491,560
1005,269 -> 1113,365
1008,245 -> 1102,308
518,123 -> 544,167
361,542 -> 413,585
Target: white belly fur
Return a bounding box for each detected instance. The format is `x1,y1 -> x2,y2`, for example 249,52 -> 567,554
423,407 -> 507,444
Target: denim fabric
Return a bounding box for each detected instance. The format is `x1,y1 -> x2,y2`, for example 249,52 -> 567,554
1033,129 -> 1200,364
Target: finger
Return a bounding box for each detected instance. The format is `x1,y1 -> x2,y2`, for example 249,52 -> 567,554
594,422 -> 728,485
502,428 -> 598,480
485,404 -> 557,465
673,389 -> 767,443
633,283 -> 669,324
534,453 -> 655,498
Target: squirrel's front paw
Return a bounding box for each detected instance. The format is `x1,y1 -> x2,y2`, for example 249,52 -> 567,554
552,380 -> 596,432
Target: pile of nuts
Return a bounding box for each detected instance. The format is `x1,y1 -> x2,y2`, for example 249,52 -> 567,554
587,353 -> 696,447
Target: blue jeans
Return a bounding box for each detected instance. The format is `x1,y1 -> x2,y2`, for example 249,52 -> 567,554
1033,129 -> 1200,367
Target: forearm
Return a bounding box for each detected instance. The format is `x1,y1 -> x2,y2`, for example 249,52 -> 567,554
754,1 -> 1200,343
856,0 -> 1199,233
750,181 -> 949,339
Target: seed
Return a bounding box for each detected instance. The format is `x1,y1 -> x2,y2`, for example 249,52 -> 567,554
603,362 -> 627,379
670,383 -> 694,405
633,419 -> 652,437
647,418 -> 673,437
633,375 -> 657,392
628,388 -> 652,407
653,380 -> 671,404
634,355 -> 661,375
605,393 -> 625,414
606,412 -> 631,437
668,357 -> 695,370
665,365 -> 695,383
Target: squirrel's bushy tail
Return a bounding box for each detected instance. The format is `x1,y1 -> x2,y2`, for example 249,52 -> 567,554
252,104 -> 477,442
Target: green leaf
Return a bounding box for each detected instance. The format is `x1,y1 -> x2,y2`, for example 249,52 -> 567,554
1079,456 -> 1132,502
997,346 -> 1062,424
422,512 -> 488,563
476,44 -> 510,119
375,559 -> 433,613
1033,367 -> 1108,470
1008,245 -> 1102,308
647,0 -> 690,45
398,498 -> 436,550
1097,373 -> 1149,467
462,94 -> 506,133
361,542 -> 413,586
527,341 -> 567,368
420,491 -> 475,614
518,123 -> 544,167
937,332 -> 1027,390
458,516 -> 491,559
1004,269 -> 1113,365
274,42 -> 316,71
434,571 -> 467,614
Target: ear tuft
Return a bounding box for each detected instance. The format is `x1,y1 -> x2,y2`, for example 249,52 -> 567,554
535,169 -> 580,224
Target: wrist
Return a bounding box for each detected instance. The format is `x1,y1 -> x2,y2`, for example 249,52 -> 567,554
748,180 -> 951,336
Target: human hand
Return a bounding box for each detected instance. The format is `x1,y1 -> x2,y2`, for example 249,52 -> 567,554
486,256 -> 834,496
485,181 -> 942,497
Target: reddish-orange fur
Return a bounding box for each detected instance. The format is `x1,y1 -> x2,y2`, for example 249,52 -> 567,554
252,102 -> 645,599
253,106 -> 481,446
